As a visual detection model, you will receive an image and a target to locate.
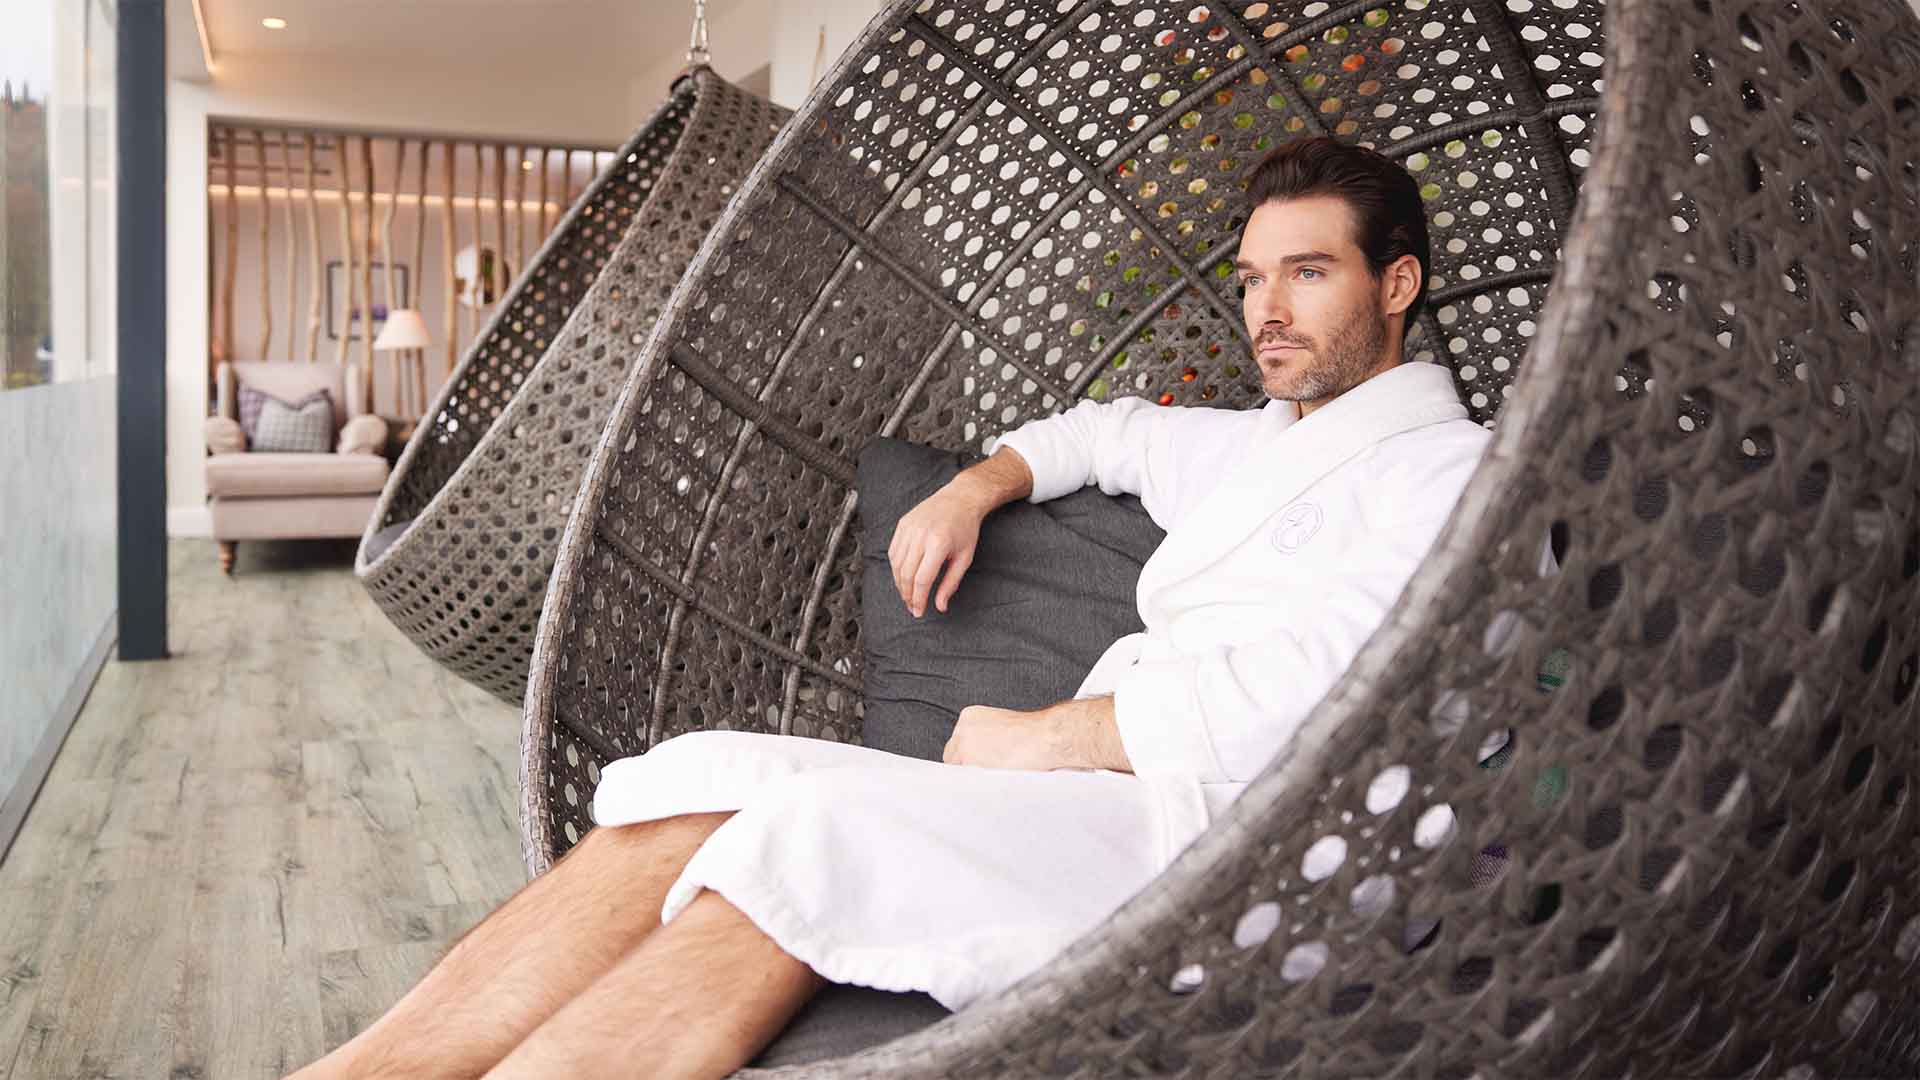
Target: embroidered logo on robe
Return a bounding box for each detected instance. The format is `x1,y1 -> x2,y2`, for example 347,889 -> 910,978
1270,502 -> 1325,553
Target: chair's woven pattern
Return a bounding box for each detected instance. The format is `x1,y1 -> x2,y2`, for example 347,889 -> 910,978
357,70 -> 787,704
524,0 -> 1919,1075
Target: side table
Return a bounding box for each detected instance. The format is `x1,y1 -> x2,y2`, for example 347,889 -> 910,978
378,416 -> 420,465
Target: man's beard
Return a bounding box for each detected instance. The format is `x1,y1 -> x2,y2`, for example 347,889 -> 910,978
1257,294 -> 1391,404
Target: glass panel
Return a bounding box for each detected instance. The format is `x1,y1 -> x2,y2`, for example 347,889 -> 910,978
1,0 -> 55,389
1,0 -> 115,390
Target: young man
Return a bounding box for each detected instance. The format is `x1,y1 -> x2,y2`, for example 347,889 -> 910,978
289,136 -> 1488,1080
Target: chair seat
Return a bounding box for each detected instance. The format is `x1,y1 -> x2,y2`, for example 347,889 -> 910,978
361,518 -> 412,564
206,451 -> 389,499
749,986 -> 948,1069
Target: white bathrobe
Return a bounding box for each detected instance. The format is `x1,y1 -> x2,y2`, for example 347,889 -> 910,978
590,359 -> 1489,1010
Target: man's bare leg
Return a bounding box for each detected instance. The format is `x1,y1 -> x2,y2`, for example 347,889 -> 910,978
485,889 -> 825,1079
288,812 -> 733,1080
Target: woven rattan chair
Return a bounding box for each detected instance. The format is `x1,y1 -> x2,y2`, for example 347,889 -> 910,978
356,68 -> 786,703
524,0 -> 1920,1074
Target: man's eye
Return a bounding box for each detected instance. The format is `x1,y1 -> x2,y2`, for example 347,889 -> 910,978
1298,268 -> 1322,280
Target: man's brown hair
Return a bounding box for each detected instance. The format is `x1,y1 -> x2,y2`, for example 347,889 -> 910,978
1244,136 -> 1431,331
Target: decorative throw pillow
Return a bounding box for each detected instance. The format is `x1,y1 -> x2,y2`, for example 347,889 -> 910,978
238,384 -> 332,443
857,437 -> 1166,761
251,392 -> 335,453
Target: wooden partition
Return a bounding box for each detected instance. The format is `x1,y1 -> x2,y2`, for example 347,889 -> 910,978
207,123 -> 617,420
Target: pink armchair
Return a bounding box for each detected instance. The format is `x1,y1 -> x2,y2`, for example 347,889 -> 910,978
204,361 -> 389,575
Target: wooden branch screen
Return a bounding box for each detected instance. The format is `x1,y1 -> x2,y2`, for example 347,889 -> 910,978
207,122 -> 618,420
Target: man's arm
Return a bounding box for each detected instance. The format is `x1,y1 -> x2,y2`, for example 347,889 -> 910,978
889,398 -> 1193,618
991,396 -> 1171,505
950,446 -> 1035,508
942,696 -> 1132,773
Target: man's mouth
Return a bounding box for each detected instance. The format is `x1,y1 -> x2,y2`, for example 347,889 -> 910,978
1257,341 -> 1310,358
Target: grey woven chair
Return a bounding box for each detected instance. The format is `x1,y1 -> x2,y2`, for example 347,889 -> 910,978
356,68 -> 786,704
524,0 -> 1920,1074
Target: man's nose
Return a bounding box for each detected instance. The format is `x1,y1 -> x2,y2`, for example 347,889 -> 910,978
1250,289 -> 1289,329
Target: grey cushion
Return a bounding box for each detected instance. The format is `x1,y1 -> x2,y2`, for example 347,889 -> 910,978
362,518 -> 411,564
239,384 -> 332,442
856,437 -> 1166,761
251,392 -> 335,453
750,985 -> 951,1068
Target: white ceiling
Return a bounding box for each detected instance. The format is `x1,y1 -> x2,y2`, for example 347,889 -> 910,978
196,0 -> 755,77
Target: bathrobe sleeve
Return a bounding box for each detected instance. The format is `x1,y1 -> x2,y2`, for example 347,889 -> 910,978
1109,452 -> 1476,784
989,397 -> 1191,524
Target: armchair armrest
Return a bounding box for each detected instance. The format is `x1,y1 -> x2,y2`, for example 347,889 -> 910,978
205,415 -> 247,456
337,414 -> 388,456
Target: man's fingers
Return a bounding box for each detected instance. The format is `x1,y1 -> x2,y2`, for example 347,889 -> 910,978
935,547 -> 974,613
910,543 -> 949,616
892,535 -> 921,608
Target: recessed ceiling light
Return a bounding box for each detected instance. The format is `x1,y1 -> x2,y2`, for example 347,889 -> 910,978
262,17 -> 288,30
521,160 -> 534,171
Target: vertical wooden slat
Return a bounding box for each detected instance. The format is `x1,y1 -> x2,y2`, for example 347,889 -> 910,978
413,138 -> 431,416
280,130 -> 298,363
335,135 -> 353,367
443,141 -> 457,392
381,140 -> 402,315
380,139 -> 402,414
558,148 -> 574,224
220,126 -> 238,366
254,129 -> 272,361
206,155 -> 218,386
360,134 -> 377,392
511,144 -> 527,275
467,142 -> 484,353
537,147 -> 552,240
303,133 -> 322,363
492,143 -> 508,301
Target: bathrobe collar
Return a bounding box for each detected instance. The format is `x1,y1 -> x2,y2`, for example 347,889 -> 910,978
1136,360 -> 1470,604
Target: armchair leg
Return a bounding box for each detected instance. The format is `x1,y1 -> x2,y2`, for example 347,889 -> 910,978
218,541 -> 237,576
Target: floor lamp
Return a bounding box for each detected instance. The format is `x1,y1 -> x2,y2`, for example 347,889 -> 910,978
372,308 -> 432,435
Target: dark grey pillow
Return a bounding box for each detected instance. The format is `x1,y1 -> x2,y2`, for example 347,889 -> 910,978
857,437 -> 1166,761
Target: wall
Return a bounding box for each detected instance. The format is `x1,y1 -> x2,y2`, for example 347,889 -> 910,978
0,379 -> 117,804
165,0 -> 891,536
0,0 -> 117,845
770,0 -> 894,112
624,0 -> 889,117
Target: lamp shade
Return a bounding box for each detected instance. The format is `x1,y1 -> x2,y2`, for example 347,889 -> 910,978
372,309 -> 432,351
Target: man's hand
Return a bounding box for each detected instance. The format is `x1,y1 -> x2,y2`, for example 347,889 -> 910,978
943,697 -> 1132,773
886,448 -> 1034,618
887,485 -> 987,619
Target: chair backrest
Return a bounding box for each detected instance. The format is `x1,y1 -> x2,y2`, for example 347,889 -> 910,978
224,361 -> 356,433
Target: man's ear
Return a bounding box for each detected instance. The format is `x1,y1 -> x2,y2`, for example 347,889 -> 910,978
1381,253 -> 1423,320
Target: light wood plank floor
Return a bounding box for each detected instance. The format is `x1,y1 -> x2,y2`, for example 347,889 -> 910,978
0,538 -> 524,1079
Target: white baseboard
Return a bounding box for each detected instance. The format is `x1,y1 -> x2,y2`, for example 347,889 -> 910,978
168,506 -> 212,537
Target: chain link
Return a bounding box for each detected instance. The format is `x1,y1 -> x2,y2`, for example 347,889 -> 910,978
685,0 -> 711,68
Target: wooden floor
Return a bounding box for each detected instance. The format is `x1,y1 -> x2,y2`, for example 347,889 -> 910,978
0,538 -> 525,1079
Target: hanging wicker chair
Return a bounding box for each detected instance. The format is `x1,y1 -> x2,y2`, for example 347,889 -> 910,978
524,0 -> 1920,1074
356,67 -> 787,704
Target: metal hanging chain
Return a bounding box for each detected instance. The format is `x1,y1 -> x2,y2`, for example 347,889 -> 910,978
685,0 -> 711,68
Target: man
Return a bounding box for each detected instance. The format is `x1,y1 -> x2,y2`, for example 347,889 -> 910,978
289,136 -> 1488,1079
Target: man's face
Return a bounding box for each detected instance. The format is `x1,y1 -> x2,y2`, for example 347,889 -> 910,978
1235,194 -> 1401,409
